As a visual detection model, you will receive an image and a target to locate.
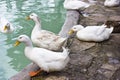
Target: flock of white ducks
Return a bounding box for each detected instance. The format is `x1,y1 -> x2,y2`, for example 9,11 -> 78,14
0,0 -> 118,78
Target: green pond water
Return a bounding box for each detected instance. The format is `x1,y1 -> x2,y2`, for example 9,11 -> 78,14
0,0 -> 66,79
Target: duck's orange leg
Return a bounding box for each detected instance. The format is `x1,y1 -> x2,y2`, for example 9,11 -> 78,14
29,69 -> 42,77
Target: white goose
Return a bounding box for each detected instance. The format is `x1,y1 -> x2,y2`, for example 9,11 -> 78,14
69,24 -> 113,42
104,0 -> 120,7
0,17 -> 14,33
26,13 -> 66,51
14,35 -> 70,77
63,0 -> 91,10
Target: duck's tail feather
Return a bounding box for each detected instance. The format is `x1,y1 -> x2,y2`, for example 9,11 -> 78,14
108,27 -> 114,34
62,47 -> 70,56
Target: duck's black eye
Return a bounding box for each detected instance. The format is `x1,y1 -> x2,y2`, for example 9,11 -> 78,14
74,27 -> 76,29
19,37 -> 22,39
6,23 -> 10,26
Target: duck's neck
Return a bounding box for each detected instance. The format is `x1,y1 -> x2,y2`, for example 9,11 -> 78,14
25,40 -> 33,48
33,17 -> 41,31
24,40 -> 33,54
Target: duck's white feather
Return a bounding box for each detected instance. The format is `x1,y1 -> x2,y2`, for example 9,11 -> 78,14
0,17 -> 14,33
32,30 -> 66,50
70,24 -> 113,42
16,35 -> 70,72
63,0 -> 91,10
104,0 -> 120,7
28,13 -> 66,51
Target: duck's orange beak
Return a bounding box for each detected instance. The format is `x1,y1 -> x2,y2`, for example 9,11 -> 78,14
68,29 -> 74,35
4,26 -> 8,31
26,16 -> 31,20
14,40 -> 21,46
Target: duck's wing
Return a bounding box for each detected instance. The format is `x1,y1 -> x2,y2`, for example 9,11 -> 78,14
37,30 -> 61,42
41,30 -> 56,35
35,48 -> 66,63
95,25 -> 108,35
45,53 -> 66,63
40,30 -> 59,37
84,26 -> 106,35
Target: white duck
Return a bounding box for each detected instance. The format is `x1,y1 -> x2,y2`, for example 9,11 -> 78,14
26,13 -> 66,51
0,17 -> 14,33
104,0 -> 120,7
63,0 -> 91,10
14,35 -> 70,77
68,24 -> 113,42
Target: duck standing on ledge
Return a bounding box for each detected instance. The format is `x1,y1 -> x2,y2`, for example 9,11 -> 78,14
68,24 -> 113,42
26,13 -> 66,51
104,0 -> 120,7
14,35 -> 70,77
0,17 -> 14,33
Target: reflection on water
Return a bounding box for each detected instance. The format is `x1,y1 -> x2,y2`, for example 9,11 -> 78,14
0,0 -> 65,79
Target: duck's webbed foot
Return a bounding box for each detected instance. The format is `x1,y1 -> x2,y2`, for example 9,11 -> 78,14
29,69 -> 42,77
